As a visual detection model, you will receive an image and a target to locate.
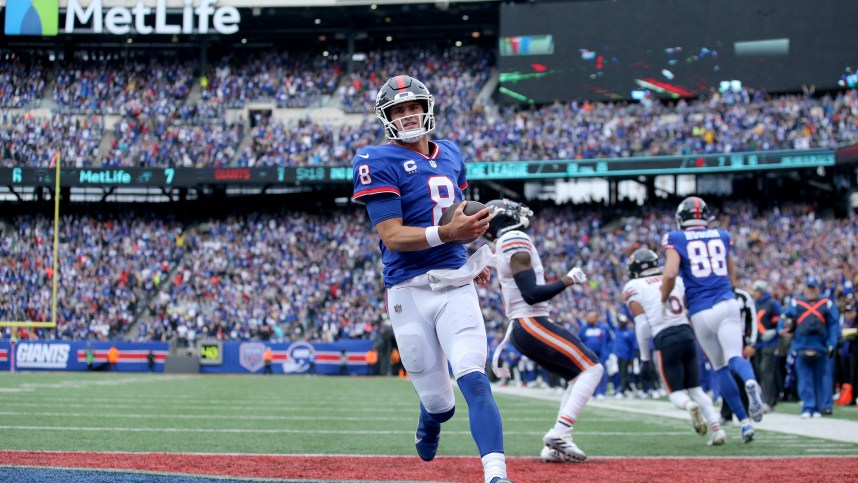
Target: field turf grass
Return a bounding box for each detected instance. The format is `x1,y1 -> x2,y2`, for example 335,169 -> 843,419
0,372 -> 856,460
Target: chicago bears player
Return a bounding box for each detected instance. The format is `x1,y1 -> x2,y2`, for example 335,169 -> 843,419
661,196 -> 764,443
623,248 -> 726,446
352,75 -> 511,483
484,199 -> 602,463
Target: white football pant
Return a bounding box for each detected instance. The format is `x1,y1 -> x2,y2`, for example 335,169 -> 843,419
387,279 -> 488,414
690,298 -> 743,371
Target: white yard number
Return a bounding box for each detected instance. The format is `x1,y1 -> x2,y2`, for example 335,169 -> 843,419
358,164 -> 372,185
429,176 -> 456,225
686,239 -> 728,278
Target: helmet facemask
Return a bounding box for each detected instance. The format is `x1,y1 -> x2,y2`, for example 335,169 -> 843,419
376,94 -> 436,143
484,199 -> 534,241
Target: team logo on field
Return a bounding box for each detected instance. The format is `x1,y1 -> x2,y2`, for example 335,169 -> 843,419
402,160 -> 417,175
282,341 -> 315,374
239,342 -> 265,373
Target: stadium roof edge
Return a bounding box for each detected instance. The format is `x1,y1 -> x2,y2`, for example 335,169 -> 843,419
0,0 -> 499,8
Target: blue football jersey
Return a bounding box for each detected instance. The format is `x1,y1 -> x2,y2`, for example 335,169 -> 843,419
662,227 -> 735,316
352,140 -> 469,287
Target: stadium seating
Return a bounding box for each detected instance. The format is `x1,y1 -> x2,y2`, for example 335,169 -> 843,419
3,46 -> 855,168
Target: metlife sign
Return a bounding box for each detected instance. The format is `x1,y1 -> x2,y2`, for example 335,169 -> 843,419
5,0 -> 240,36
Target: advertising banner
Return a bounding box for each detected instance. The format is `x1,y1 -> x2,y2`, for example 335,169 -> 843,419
0,340 -> 168,372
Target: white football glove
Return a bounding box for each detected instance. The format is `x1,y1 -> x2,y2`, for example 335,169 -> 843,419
567,267 -> 587,285
660,301 -> 669,320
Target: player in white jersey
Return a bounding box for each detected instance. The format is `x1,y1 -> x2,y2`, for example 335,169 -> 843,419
622,248 -> 726,446
485,200 -> 603,463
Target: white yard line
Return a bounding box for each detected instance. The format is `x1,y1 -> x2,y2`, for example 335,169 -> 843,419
492,384 -> 858,444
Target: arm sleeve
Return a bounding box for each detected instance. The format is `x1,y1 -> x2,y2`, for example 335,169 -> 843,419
365,195 -> 403,226
634,314 -> 652,361
352,153 -> 400,204
512,268 -> 567,305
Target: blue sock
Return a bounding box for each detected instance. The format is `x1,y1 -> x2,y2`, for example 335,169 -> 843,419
415,402 -> 454,462
728,356 -> 756,384
421,401 -> 455,425
457,372 -> 504,456
716,367 -> 748,421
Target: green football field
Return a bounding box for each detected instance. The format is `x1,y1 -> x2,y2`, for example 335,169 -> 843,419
0,372 -> 855,458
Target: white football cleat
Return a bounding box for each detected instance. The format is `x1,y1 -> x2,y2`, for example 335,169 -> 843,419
540,445 -> 566,463
543,429 -> 588,462
707,428 -> 727,446
745,380 -> 765,423
687,402 -> 707,436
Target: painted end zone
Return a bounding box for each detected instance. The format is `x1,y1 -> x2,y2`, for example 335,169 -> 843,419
1,452 -> 857,482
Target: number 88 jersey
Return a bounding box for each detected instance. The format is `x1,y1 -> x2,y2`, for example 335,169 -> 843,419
662,227 -> 735,317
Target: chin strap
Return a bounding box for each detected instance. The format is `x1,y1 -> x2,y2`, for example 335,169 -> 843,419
491,320 -> 516,379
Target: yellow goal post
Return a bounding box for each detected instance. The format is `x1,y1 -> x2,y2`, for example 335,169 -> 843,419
0,153 -> 61,334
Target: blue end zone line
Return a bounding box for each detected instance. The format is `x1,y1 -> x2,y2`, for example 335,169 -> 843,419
0,465 -> 437,483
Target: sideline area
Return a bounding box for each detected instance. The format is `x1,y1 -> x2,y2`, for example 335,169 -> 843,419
492,384 -> 858,444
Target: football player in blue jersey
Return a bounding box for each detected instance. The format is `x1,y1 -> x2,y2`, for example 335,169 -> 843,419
661,196 -> 765,443
352,75 -> 511,483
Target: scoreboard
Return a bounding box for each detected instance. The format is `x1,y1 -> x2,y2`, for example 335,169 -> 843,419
0,149 -> 837,187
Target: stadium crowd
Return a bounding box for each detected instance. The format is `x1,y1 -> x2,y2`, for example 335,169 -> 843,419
0,51 -> 47,109
51,54 -> 197,116
0,113 -> 104,168
4,202 -> 854,344
203,51 -> 343,109
136,210 -> 382,345
0,214 -> 185,340
1,43 -> 857,408
3,46 -> 856,168
104,117 -> 244,168
1,199 -> 856,407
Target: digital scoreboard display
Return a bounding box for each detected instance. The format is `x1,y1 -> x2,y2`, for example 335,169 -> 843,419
0,150 -> 838,187
498,0 -> 858,103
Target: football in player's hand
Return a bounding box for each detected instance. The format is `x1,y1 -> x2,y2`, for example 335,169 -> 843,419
438,200 -> 488,244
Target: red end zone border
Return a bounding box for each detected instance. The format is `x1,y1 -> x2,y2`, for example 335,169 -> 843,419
1,452 -> 857,482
